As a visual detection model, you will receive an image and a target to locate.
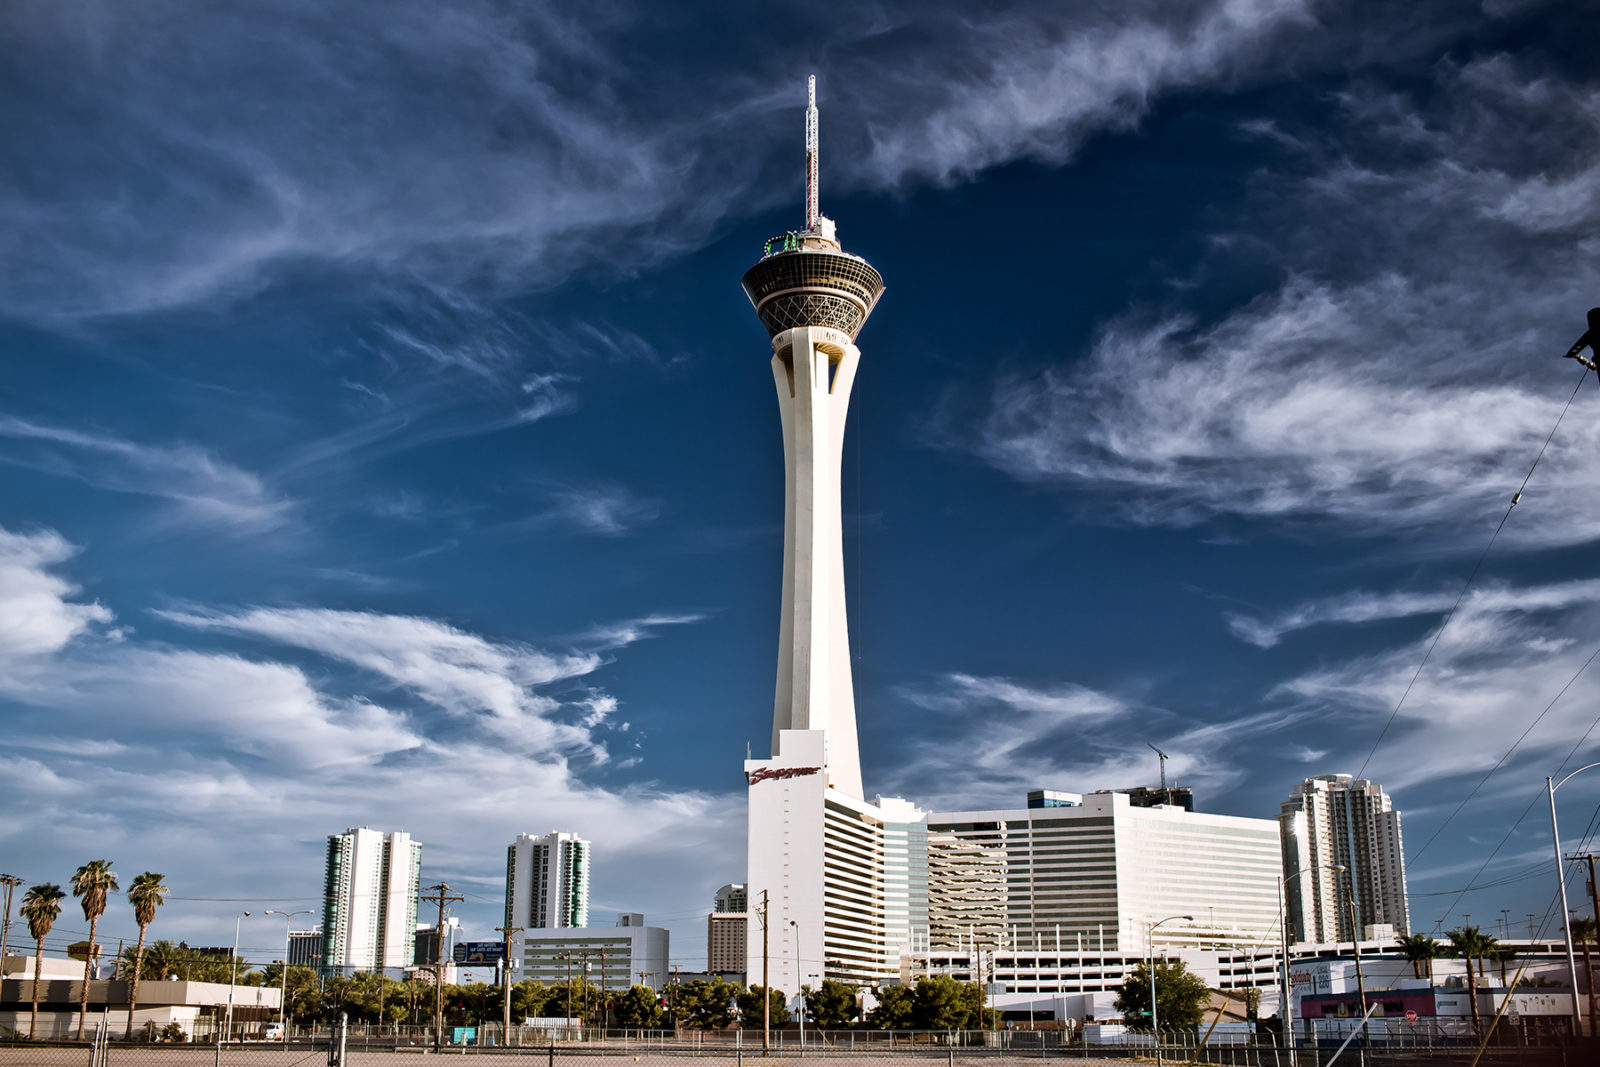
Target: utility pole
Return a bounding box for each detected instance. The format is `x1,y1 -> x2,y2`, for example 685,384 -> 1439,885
1565,852 -> 1600,1036
757,890 -> 770,1054
1344,887 -> 1370,1048
420,883 -> 462,1051
495,925 -> 522,1043
0,874 -> 22,972
597,945 -> 607,1031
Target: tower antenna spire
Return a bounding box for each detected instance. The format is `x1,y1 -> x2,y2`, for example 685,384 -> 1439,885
805,75 -> 819,231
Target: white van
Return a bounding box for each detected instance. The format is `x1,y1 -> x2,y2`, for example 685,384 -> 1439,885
262,1023 -> 285,1041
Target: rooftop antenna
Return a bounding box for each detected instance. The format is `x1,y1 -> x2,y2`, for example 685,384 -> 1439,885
1147,742 -> 1170,792
805,75 -> 819,232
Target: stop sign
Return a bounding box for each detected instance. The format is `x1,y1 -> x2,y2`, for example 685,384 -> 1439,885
1404,1010 -> 1418,1024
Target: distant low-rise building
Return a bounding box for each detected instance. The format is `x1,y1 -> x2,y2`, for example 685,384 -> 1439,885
514,914 -> 668,993
0,956 -> 281,1039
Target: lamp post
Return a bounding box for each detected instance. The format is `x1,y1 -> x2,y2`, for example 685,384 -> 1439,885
1547,764 -> 1599,1037
1278,864 -> 1344,1063
263,909 -> 313,1040
1147,914 -> 1191,1067
224,911 -> 251,1043
790,920 -> 804,1046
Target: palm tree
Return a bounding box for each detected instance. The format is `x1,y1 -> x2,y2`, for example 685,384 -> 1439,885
1395,934 -> 1440,980
1448,925 -> 1496,1035
1571,918 -> 1597,1036
1488,943 -> 1519,986
21,884 -> 66,1039
71,860 -> 118,1040
124,873 -> 168,1038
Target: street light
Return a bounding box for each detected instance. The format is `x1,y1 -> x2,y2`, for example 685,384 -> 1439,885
224,911 -> 251,1042
1147,914 -> 1191,1067
264,909 -> 314,1040
1278,863 -> 1344,1063
790,920 -> 804,1046
1547,763 -> 1599,1037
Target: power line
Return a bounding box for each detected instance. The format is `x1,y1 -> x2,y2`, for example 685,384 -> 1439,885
1407,640 -> 1600,867
1357,366 -> 1588,780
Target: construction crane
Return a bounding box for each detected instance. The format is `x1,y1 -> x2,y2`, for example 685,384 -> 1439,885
1147,742 -> 1170,792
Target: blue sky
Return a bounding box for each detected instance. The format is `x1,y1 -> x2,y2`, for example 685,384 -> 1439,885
5,0 -> 1600,967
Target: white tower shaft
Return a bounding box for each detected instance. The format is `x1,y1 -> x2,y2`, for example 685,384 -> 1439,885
770,323 -> 863,799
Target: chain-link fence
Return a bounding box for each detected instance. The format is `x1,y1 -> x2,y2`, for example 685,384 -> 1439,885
1,1016 -> 1594,1067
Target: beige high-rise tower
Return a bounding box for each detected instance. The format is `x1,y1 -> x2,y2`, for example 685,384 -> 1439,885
742,79 -> 915,995
740,76 -> 883,800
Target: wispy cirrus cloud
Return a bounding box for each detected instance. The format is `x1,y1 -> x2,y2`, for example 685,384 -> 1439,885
856,0 -> 1318,188
885,671 -> 1290,809
0,0 -> 1360,325
0,415 -> 293,534
579,613 -> 707,650
970,55 -> 1600,547
542,483 -> 661,537
1263,575 -> 1600,792
1227,579 -> 1600,648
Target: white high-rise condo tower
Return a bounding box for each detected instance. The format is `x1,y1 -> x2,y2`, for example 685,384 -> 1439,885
1279,774 -> 1410,943
743,79 -> 920,995
320,827 -> 422,977
740,75 -> 883,800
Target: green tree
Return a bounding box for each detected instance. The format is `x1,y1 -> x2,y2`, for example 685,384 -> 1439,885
803,979 -> 859,1028
71,859 -> 118,1040
866,984 -> 914,1029
1447,925 -> 1496,1035
674,979 -> 738,1029
1395,934 -> 1439,980
909,974 -> 986,1030
509,979 -> 550,1022
1113,959 -> 1211,1033
737,984 -> 791,1028
258,965 -> 322,1026
123,872 -> 169,1037
21,883 -> 66,1039
613,985 -> 664,1028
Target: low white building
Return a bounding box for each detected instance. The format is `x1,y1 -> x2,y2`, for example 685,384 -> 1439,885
514,913 -> 668,993
1,956 -> 281,1039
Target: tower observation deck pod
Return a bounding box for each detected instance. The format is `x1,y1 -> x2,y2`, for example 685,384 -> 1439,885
740,75 -> 884,340
739,76 -> 882,801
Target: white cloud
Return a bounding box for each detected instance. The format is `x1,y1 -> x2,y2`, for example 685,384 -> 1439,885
0,521 -> 738,959
0,527 -> 112,663
0,0 -> 1343,324
159,606 -> 605,756
1263,576 -> 1600,792
0,416 -> 291,534
858,0 -> 1317,187
542,484 -> 660,537
970,57 -> 1600,547
580,613 -> 706,650
898,673 -> 1125,718
1229,579 -> 1600,648
885,672 -> 1285,810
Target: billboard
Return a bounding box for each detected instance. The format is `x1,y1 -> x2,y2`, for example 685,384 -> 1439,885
452,941 -> 506,964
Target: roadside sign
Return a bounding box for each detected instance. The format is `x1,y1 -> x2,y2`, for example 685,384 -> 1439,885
452,941 -> 506,964
1404,1010 -> 1417,1024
